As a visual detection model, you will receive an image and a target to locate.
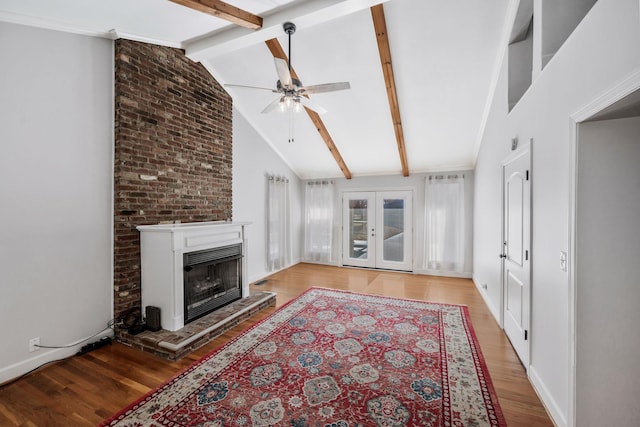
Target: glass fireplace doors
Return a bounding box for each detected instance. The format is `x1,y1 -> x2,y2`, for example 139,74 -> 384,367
183,244 -> 242,324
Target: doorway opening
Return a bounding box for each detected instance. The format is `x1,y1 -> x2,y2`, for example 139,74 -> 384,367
571,87 -> 640,426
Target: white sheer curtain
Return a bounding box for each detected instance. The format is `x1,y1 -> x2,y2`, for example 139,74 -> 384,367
267,175 -> 290,272
304,180 -> 333,262
424,174 -> 465,272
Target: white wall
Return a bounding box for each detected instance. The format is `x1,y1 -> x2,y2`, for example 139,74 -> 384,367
310,172 -> 474,276
232,109 -> 303,284
0,23 -> 114,382
473,0 -> 640,425
575,116 -> 640,426
474,57 -> 510,322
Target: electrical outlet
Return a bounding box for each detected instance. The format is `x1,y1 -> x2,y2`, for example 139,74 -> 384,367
29,337 -> 40,353
482,283 -> 488,290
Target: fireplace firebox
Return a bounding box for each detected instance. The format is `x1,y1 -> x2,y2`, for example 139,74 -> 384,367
183,244 -> 242,324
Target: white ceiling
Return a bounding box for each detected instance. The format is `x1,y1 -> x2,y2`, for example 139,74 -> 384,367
0,0 -> 513,179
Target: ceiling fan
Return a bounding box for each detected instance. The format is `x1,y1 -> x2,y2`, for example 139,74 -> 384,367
225,22 -> 350,142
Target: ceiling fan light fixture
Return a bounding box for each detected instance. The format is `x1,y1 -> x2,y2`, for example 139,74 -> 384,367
293,98 -> 302,113
277,95 -> 303,113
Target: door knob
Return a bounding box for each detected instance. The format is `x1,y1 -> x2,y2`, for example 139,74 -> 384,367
499,254 -> 507,258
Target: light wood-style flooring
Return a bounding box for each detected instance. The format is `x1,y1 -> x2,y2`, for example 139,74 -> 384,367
0,263 -> 554,426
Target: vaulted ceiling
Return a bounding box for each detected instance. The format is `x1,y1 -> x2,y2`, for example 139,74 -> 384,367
0,0 -> 513,179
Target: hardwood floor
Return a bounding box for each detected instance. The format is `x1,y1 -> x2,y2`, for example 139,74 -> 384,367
0,263 -> 554,426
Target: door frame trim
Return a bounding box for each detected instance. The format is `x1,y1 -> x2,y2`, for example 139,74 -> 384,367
500,139 -> 532,371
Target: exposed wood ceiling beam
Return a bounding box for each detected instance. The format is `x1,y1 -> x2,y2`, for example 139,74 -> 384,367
371,4 -> 409,177
265,38 -> 352,180
186,0 -> 389,61
169,0 -> 262,30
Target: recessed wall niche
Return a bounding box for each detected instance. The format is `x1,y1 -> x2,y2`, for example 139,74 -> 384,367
508,0 -> 533,112
508,0 -> 598,112
537,0 -> 598,70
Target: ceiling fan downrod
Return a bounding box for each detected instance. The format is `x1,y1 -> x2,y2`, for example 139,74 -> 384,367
283,22 -> 296,72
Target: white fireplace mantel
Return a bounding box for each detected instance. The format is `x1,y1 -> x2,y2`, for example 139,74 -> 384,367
137,221 -> 250,331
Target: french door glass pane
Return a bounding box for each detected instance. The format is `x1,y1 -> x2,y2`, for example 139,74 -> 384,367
382,198 -> 404,262
349,199 -> 368,259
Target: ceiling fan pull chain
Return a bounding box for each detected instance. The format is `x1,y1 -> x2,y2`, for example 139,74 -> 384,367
289,109 -> 294,143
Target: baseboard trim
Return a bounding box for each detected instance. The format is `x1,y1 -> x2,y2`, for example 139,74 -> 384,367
249,261 -> 301,286
529,365 -> 566,427
0,329 -> 114,385
412,269 -> 472,279
472,276 -> 501,323
300,259 -> 341,267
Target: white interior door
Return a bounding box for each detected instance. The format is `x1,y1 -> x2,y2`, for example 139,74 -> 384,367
342,191 -> 413,271
502,147 -> 531,368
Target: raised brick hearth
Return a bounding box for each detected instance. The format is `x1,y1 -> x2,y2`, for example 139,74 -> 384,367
119,291 -> 276,360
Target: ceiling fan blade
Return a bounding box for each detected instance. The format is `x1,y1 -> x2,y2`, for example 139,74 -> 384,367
301,82 -> 351,94
261,97 -> 283,114
274,57 -> 293,88
225,84 -> 276,92
298,96 -> 327,115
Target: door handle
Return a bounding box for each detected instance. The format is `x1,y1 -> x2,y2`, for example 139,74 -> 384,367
499,254 -> 507,258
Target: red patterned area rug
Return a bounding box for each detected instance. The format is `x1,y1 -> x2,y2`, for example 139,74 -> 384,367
101,288 -> 506,427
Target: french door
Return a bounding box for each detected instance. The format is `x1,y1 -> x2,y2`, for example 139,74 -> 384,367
342,191 -> 413,271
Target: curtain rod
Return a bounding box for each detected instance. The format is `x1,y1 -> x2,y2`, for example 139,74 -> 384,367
428,174 -> 464,180
268,175 -> 289,183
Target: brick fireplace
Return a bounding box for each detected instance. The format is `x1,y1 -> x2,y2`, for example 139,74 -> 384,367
113,39 -> 233,335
